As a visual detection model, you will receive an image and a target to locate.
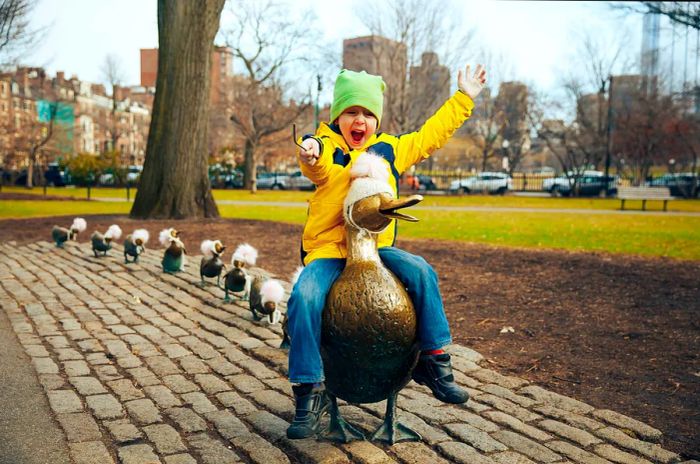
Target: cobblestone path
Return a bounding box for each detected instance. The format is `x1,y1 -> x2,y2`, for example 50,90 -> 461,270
0,240 -> 692,464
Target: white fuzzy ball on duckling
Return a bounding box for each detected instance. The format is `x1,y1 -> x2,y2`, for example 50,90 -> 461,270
132,229 -> 149,245
200,239 -> 215,257
71,217 -> 87,232
232,243 -> 258,266
105,224 -> 122,240
260,279 -> 285,304
159,228 -> 176,247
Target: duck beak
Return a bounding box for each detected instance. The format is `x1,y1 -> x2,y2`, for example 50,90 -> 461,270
378,194 -> 423,222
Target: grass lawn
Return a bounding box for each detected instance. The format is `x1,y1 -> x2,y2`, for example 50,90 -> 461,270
2,191 -> 699,260
4,186 -> 700,212
217,203 -> 700,260
0,200 -> 132,217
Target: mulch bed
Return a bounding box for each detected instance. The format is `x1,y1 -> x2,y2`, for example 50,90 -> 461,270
0,212 -> 698,459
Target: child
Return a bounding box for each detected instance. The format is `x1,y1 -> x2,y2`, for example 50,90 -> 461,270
286,64 -> 486,439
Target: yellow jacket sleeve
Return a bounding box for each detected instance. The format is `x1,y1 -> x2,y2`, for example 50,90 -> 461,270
394,91 -> 475,174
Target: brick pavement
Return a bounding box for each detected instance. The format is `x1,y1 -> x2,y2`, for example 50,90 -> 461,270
0,240 -> 692,464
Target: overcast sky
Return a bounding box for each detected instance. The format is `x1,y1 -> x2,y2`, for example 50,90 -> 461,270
27,0 -> 696,105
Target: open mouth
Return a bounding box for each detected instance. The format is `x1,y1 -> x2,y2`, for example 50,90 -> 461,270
350,130 -> 365,144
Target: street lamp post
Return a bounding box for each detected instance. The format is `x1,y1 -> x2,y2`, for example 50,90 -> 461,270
314,74 -> 322,130
605,75 -> 614,196
501,139 -> 510,172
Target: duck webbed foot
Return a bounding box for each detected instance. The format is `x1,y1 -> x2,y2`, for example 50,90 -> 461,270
322,394 -> 365,443
371,392 -> 421,444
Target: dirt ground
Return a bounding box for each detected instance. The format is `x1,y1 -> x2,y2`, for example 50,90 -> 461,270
0,202 -> 698,459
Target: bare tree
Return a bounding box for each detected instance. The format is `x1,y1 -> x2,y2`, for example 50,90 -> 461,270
612,81 -> 686,185
130,0 -> 224,219
101,53 -> 126,153
467,87 -> 506,171
4,68 -> 69,188
221,0 -> 318,192
611,2 -> 700,30
12,99 -> 63,188
0,0 -> 37,65
458,52 -> 514,172
527,29 -> 633,194
356,0 -> 474,134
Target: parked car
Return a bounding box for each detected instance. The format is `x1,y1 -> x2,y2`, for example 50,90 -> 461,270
256,172 -> 289,189
417,174 -> 437,191
542,170 -> 618,197
286,171 -> 315,190
126,165 -> 143,184
646,173 -> 699,198
44,163 -> 69,186
210,171 -> 243,189
99,171 -> 116,186
449,172 -> 512,194
400,173 -> 436,191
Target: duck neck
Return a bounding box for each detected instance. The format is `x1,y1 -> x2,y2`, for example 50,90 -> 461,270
346,226 -> 381,264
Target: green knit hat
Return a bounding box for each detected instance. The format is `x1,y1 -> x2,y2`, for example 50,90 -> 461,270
330,69 -> 386,127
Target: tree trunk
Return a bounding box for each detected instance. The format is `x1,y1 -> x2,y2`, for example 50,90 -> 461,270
244,138 -> 257,193
130,0 -> 224,219
26,156 -> 34,188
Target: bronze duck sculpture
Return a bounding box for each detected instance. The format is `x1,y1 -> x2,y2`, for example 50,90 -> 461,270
159,228 -> 187,274
52,217 -> 87,248
223,243 -> 258,302
321,153 -> 423,444
123,229 -> 149,264
91,224 -> 122,257
249,278 -> 285,324
199,239 -> 226,287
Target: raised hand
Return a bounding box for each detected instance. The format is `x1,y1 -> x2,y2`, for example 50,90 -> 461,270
457,64 -> 487,100
298,138 -> 320,166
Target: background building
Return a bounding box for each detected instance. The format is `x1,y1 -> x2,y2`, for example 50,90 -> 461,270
342,35 -> 407,132
140,46 -> 234,104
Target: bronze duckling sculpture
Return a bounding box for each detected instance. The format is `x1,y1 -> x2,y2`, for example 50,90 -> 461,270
123,229 -> 149,264
159,228 -> 187,274
91,224 -> 122,257
199,239 -> 226,287
223,243 -> 257,302
249,278 -> 284,324
321,153 -> 424,444
52,217 -> 87,248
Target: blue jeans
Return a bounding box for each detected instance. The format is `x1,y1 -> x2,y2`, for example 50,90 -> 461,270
287,247 -> 452,383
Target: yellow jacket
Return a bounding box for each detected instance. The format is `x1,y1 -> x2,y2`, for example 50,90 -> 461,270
299,90 -> 474,264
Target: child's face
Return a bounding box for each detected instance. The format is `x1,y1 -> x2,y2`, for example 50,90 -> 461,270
337,106 -> 378,149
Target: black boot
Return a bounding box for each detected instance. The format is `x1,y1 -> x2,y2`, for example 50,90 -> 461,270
286,383 -> 330,439
412,352 -> 469,404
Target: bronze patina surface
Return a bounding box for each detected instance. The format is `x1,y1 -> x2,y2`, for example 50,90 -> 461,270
320,193 -> 423,404
162,241 -> 186,273
322,260 -> 418,403
200,255 -> 224,279
249,276 -> 278,321
123,236 -> 145,263
91,232 -> 113,256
